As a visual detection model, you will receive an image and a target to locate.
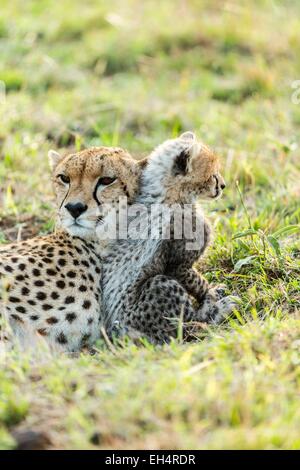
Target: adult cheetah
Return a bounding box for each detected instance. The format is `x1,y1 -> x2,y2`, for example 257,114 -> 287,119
0,146 -> 142,352
101,132 -> 238,343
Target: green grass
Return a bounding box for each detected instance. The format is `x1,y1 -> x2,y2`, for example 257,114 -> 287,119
0,0 -> 300,449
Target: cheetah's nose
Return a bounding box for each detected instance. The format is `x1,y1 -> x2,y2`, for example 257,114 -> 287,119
65,202 -> 88,220
220,183 -> 226,190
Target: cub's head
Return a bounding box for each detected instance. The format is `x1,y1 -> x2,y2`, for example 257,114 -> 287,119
49,146 -> 141,239
141,132 -> 225,204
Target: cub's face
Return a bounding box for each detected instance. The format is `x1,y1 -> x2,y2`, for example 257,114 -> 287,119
181,142 -> 226,202
49,146 -> 141,239
144,132 -> 226,204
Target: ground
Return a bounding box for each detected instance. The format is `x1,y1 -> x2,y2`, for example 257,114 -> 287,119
0,0 -> 300,450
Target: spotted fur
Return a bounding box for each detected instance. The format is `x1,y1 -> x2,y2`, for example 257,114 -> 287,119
102,132 -> 238,343
0,146 -> 142,352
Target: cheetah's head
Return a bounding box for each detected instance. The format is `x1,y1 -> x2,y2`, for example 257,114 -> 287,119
49,146 -> 141,239
141,132 -> 225,204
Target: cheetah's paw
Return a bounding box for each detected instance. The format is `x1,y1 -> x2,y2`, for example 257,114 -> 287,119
211,295 -> 241,324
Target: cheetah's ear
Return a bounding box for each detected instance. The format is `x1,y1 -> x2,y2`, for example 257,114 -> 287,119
137,156 -> 149,169
173,133 -> 200,175
173,149 -> 190,175
48,150 -> 62,171
179,131 -> 196,142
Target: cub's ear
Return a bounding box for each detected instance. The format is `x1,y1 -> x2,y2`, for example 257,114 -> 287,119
173,132 -> 197,175
173,138 -> 201,176
173,149 -> 190,176
179,131 -> 196,142
48,150 -> 62,171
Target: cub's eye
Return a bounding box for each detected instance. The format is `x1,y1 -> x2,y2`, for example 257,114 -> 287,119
98,176 -> 116,186
57,174 -> 70,184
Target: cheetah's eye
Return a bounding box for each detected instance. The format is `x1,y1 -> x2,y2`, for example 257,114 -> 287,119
98,177 -> 117,186
57,174 -> 70,184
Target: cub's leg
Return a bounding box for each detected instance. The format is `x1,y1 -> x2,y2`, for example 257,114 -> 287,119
122,275 -> 200,343
197,287 -> 239,324
169,265 -> 209,303
120,275 -> 235,344
166,221 -> 219,304
167,266 -> 237,325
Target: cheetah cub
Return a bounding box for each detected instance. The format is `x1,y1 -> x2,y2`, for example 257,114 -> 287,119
101,132 -> 238,343
0,147 -> 141,352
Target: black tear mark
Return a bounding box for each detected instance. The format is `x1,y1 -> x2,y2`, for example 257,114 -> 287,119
59,186 -> 70,210
93,180 -> 101,206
